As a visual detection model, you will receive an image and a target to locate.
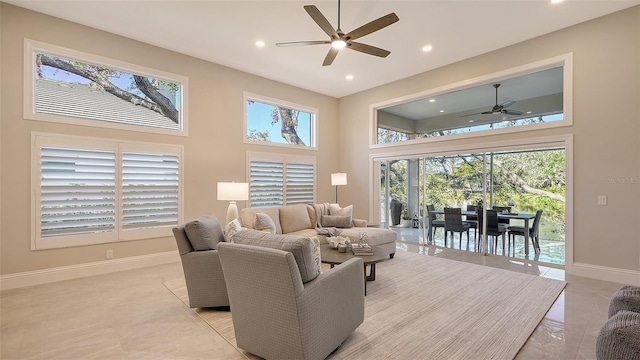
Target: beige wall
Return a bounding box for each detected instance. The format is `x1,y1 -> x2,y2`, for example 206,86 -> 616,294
339,6 -> 640,274
1,3 -> 638,280
0,4 -> 339,275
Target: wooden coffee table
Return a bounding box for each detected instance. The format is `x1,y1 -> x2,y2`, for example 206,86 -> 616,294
320,243 -> 389,295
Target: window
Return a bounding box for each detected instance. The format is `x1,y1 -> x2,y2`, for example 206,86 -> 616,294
33,134 -> 182,249
371,54 -> 573,147
244,92 -> 317,149
25,39 -> 188,135
247,152 -> 315,208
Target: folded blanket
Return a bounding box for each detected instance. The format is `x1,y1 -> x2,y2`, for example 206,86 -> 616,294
312,202 -> 342,237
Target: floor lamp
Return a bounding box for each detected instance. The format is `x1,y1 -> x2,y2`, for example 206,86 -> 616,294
217,182 -> 249,225
331,173 -> 347,204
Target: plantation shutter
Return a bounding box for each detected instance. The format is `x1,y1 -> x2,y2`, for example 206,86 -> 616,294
249,160 -> 284,207
39,147 -> 116,237
122,152 -> 179,230
285,162 -> 314,205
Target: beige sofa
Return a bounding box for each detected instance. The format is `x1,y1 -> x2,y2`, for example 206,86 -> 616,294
239,203 -> 397,258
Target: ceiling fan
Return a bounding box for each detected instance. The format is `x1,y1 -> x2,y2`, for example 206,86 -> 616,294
276,0 -> 399,66
464,84 -> 524,117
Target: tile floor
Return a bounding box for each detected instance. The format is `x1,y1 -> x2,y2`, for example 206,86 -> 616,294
392,226 -> 566,265
0,241 -> 625,360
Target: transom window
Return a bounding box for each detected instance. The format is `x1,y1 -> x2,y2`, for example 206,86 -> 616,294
244,92 -> 317,149
32,134 -> 183,250
25,39 -> 188,135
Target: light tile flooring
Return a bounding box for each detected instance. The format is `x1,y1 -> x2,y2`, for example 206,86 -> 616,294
392,226 -> 566,265
1,242 -> 625,360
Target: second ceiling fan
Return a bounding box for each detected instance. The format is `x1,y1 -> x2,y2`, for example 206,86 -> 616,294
276,0 -> 399,66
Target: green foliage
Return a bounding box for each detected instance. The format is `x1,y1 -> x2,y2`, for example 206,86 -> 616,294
381,149 -> 566,240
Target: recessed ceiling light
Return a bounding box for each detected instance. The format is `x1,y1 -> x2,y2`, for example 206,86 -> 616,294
255,41 -> 265,47
439,110 -> 444,113
422,45 -> 433,52
428,99 -> 436,103
551,0 -> 564,3
345,75 -> 354,80
526,111 -> 532,114
469,120 -> 474,123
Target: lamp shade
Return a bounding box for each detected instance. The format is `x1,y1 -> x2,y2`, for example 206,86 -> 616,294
331,173 -> 347,186
217,182 -> 249,201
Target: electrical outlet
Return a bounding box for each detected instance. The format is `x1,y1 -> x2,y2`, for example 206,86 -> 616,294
106,249 -> 114,259
597,195 -> 607,206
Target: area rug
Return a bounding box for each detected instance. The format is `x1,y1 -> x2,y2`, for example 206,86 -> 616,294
164,250 -> 566,360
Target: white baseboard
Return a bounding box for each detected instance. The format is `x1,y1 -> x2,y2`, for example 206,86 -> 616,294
0,251 -> 180,291
569,262 -> 640,286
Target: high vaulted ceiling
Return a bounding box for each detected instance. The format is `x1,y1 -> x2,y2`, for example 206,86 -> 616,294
6,0 -> 640,98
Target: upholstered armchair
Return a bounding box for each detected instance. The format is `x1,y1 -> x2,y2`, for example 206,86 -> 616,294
172,215 -> 229,308
217,242 -> 364,360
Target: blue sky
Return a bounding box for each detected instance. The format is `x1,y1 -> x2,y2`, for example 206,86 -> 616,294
246,101 -> 312,145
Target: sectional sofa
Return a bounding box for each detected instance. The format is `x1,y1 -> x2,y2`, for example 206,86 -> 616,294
238,203 -> 397,258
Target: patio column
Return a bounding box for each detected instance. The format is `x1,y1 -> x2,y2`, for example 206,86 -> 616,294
407,158 -> 419,220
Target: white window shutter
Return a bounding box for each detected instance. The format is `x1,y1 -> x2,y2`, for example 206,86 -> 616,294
122,152 -> 179,231
285,162 -> 314,205
39,147 -> 116,237
249,160 -> 284,207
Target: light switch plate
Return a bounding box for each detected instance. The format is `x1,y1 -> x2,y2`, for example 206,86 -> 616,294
597,195 -> 607,206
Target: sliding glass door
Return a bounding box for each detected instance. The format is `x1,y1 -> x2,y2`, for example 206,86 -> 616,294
377,147 -> 566,265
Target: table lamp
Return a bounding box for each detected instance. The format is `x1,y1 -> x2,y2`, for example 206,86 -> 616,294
217,182 -> 249,225
331,172 -> 347,204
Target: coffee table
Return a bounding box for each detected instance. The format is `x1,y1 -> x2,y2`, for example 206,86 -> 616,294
320,243 -> 389,295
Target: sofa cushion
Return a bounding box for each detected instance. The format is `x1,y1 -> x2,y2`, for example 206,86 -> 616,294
239,207 -> 282,234
255,212 -> 277,234
279,204 -> 313,234
184,214 -> 225,250
232,229 -> 320,283
321,214 -> 353,228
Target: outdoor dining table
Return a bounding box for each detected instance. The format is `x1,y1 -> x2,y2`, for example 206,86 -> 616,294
432,209 -> 537,256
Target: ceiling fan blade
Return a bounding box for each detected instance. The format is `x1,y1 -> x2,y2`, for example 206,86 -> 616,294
461,113 -> 483,117
501,100 -> 515,108
323,47 -> 339,66
503,109 -> 524,116
348,41 -> 390,57
276,40 -> 331,47
304,5 -> 338,38
346,13 -> 399,41
481,111 -> 497,115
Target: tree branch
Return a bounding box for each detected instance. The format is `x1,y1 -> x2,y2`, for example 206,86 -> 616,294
37,54 -> 178,123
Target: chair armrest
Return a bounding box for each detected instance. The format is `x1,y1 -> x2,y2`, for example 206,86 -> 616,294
297,257 -> 364,346
180,250 -> 225,285
352,219 -> 368,227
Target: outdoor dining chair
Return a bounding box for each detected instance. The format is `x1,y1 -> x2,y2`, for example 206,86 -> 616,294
477,209 -> 508,254
444,207 -> 471,249
426,204 -> 445,244
508,209 -> 543,254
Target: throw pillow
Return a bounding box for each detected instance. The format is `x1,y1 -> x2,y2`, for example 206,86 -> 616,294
329,204 -> 353,217
255,212 -> 276,234
184,214 -> 225,251
279,204 -> 313,234
321,214 -> 353,228
232,229 -> 320,283
225,219 -> 242,242
310,236 -> 322,275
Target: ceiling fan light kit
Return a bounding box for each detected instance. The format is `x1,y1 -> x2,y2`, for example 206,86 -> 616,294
276,0 -> 399,66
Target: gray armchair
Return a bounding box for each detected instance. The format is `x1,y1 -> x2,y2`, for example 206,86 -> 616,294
217,242 -> 364,360
172,221 -> 229,308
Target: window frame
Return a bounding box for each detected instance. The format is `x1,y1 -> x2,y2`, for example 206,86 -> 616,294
31,133 -> 184,250
243,92 -> 318,150
246,152 -> 316,208
24,39 -> 189,136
